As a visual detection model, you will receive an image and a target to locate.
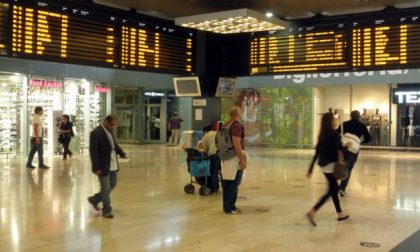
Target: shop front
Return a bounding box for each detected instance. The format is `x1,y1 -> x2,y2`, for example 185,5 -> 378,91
0,72 -> 110,158
0,72 -> 25,157
231,69 -> 420,149
392,85 -> 420,147
313,84 -> 391,147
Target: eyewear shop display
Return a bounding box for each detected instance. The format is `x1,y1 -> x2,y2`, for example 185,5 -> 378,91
0,74 -> 109,157
0,74 -> 23,156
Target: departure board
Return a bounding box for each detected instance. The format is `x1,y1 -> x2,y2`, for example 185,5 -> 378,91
0,2 -> 8,55
352,16 -> 420,70
11,2 -> 117,66
121,20 -> 193,73
6,0 -> 194,73
250,24 -> 349,74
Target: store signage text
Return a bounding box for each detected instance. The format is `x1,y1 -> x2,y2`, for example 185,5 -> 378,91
30,79 -> 63,88
145,92 -> 164,97
273,69 -> 415,84
94,86 -> 110,93
394,91 -> 420,104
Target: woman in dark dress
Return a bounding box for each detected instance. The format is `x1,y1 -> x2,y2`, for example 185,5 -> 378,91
59,115 -> 74,160
306,112 -> 349,226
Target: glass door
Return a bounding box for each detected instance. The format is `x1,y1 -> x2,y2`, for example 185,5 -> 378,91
144,104 -> 161,142
114,87 -> 140,143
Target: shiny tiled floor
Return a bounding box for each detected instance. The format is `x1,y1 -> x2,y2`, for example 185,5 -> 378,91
1,146 -> 420,251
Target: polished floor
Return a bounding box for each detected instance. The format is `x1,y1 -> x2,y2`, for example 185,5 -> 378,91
1,146 -> 420,251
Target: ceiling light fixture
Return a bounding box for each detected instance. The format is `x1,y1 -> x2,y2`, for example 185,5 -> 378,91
265,12 -> 273,18
175,8 -> 288,34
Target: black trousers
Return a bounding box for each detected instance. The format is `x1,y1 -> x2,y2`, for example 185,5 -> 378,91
339,151 -> 359,192
62,138 -> 72,158
222,170 -> 243,212
313,173 -> 342,213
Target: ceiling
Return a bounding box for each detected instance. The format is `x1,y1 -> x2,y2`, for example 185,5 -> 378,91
92,0 -> 420,20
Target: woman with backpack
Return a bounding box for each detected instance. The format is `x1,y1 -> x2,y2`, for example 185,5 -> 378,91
306,112 -> 349,226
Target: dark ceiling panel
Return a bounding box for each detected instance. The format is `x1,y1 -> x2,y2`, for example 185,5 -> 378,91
93,0 -> 419,20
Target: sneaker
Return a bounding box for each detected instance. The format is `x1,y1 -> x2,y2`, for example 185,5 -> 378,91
339,190 -> 347,197
102,212 -> 114,219
225,210 -> 239,214
87,197 -> 100,211
39,165 -> 50,169
26,164 -> 36,169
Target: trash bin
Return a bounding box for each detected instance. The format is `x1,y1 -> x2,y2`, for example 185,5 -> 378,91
181,130 -> 194,148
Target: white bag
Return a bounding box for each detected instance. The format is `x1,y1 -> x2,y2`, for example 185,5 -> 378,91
342,133 -> 361,154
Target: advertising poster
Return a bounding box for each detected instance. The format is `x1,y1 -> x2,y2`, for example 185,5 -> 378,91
221,87 -> 313,147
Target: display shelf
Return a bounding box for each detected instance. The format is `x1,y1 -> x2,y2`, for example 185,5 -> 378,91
0,82 -> 22,155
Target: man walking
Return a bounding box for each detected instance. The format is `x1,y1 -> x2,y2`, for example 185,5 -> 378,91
88,115 -> 127,218
26,106 -> 49,169
168,112 -> 183,146
339,110 -> 371,196
221,106 -> 247,214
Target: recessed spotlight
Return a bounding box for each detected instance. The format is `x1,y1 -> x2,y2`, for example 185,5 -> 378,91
265,12 -> 273,18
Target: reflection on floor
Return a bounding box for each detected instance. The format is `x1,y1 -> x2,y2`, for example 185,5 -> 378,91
1,146 -> 420,251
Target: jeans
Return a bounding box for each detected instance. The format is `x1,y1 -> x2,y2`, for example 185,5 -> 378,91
222,170 -> 243,212
313,173 -> 342,213
339,152 -> 359,192
62,138 -> 73,158
209,154 -> 221,191
27,137 -> 44,166
90,171 -> 117,214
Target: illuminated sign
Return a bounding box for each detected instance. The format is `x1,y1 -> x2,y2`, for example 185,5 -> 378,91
121,22 -> 193,73
30,79 -> 63,88
144,91 -> 165,97
393,89 -> 420,104
11,3 -> 117,65
0,2 -> 8,55
251,16 -> 420,75
5,1 -> 194,74
250,24 -> 349,74
94,85 -> 110,93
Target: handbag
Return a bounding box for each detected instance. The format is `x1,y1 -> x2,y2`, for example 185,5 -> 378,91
58,134 -> 65,144
333,161 -> 348,180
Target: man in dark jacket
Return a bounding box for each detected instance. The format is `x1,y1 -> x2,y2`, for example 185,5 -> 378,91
338,110 -> 371,196
88,115 -> 127,218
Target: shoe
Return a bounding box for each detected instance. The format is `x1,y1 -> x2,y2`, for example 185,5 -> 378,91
102,212 -> 114,219
337,215 -> 350,221
339,190 -> 347,197
63,157 -> 67,160
225,210 -> 239,214
235,208 -> 242,213
306,212 -> 317,226
87,197 -> 100,211
26,164 -> 36,169
39,165 -> 50,169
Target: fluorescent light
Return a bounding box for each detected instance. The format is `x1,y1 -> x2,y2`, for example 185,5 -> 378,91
175,9 -> 288,34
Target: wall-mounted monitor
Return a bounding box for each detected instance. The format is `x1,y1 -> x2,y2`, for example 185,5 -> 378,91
215,77 -> 236,97
173,76 -> 201,97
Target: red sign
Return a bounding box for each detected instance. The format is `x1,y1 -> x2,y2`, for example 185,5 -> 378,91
30,79 -> 63,88
94,85 -> 110,93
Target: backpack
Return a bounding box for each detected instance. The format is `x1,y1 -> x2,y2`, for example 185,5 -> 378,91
215,121 -> 239,160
